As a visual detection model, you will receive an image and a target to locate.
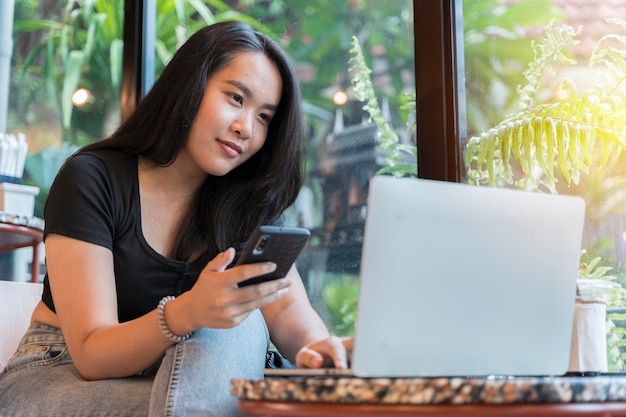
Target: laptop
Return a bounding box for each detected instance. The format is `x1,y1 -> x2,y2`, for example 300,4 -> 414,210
265,176 -> 586,378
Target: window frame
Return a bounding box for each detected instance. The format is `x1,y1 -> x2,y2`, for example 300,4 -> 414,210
121,0 -> 155,120
414,0 -> 465,183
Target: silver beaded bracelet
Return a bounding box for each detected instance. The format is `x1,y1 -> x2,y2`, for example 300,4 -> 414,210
158,296 -> 192,343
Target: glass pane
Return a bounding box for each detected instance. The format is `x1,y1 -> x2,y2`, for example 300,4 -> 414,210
462,0 -> 626,371
9,0 -> 124,214
154,1 -> 416,336
4,0 -> 123,281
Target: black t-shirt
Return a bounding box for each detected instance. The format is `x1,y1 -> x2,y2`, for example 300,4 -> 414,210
41,149 -> 204,322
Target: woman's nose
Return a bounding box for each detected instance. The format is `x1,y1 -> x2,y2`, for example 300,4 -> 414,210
232,114 -> 252,139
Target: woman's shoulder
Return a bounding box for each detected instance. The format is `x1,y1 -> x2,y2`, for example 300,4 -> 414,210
62,149 -> 137,179
72,148 -> 136,167
49,149 -> 137,199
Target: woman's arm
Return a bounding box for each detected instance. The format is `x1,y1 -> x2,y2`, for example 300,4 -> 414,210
46,235 -> 291,380
261,266 -> 352,369
46,234 -> 171,380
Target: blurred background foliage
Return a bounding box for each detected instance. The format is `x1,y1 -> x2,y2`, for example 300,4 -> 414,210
8,0 -> 415,218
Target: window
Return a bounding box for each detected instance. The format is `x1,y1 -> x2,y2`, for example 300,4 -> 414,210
4,0 -> 125,281
6,1 -> 416,333
418,0 -> 626,371
8,0 -> 124,206
9,0 -> 624,370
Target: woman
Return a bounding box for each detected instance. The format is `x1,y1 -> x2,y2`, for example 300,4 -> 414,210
0,21 -> 352,417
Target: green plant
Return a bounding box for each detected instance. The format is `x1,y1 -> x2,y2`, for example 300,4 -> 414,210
154,0 -> 276,75
14,0 -> 124,145
578,251 -> 626,306
12,0 -> 273,147
348,36 -> 417,177
578,251 -> 626,371
465,19 -> 626,194
320,36 -> 417,336
322,274 -> 359,336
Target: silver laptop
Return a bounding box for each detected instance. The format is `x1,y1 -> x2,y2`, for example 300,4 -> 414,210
266,176 -> 585,378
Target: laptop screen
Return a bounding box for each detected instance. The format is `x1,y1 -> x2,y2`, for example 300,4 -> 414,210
351,176 -> 585,377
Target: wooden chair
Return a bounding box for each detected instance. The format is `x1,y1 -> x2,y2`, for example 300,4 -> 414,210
0,280 -> 43,370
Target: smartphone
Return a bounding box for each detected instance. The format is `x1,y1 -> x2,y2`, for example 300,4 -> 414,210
235,225 -> 311,287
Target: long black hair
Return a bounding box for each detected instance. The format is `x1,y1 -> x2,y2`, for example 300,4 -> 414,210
80,21 -> 305,263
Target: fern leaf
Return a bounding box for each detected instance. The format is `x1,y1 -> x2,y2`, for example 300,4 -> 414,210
531,118 -> 547,175
486,131 -> 497,182
577,124 -> 593,166
465,137 -> 478,173
555,122 -> 571,184
511,124 -> 529,175
598,129 -> 614,166
571,94 -> 587,120
500,123 -> 513,181
567,122 -> 588,172
466,20 -> 626,190
476,131 -> 492,174
522,122 -> 534,174
544,118 -> 556,180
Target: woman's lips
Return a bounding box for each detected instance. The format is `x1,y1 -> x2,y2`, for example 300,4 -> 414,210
216,139 -> 243,157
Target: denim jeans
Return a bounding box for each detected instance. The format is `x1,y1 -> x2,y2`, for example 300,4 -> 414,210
0,309 -> 268,417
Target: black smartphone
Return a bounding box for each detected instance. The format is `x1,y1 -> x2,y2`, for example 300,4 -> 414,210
235,225 -> 311,287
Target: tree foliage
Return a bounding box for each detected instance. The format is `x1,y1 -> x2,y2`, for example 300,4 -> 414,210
11,0 -> 414,148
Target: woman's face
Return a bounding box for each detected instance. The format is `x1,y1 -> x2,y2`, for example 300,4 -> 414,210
183,51 -> 282,177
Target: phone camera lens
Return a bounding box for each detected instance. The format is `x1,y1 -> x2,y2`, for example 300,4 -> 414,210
255,235 -> 270,252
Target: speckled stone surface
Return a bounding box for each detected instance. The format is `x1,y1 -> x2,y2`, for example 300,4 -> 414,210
231,376 -> 626,405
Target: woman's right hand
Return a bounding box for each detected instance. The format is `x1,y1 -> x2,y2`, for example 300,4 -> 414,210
165,248 -> 292,335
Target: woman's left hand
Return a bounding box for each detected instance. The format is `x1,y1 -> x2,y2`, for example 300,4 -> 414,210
294,336 -> 354,369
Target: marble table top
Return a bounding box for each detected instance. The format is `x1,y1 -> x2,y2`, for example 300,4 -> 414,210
232,375 -> 626,405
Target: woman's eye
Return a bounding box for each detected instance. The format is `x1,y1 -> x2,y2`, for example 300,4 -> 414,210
231,94 -> 243,104
259,113 -> 272,124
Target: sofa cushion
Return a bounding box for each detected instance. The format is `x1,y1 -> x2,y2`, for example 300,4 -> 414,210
0,281 -> 43,370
